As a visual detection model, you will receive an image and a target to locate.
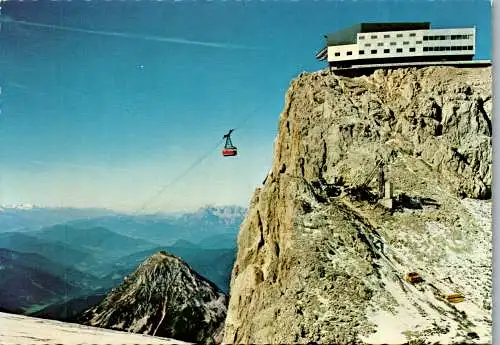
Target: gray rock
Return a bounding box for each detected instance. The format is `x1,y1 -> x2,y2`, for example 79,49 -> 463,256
223,66 -> 492,344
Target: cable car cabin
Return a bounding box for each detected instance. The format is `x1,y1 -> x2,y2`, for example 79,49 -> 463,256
446,292 -> 465,303
222,129 -> 237,157
405,272 -> 423,284
222,147 -> 237,156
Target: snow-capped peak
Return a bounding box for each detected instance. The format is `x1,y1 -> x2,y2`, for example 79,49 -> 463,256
1,203 -> 37,210
194,205 -> 247,222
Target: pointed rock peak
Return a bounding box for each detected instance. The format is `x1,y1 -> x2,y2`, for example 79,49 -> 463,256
77,250 -> 228,345
145,250 -> 179,263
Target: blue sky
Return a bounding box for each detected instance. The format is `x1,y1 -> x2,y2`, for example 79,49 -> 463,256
0,0 -> 492,213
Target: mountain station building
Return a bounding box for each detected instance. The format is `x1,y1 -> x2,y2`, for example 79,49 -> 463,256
315,22 -> 489,71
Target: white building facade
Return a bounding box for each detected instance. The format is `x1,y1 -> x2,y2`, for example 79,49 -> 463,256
316,23 -> 476,69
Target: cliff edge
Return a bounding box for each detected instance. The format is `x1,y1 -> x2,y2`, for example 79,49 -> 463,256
223,66 -> 492,344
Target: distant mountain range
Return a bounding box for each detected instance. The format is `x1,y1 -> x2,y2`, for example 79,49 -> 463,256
33,225 -> 158,260
0,204 -> 245,244
0,248 -> 83,312
0,248 -> 104,292
0,205 -> 243,319
0,203 -> 38,210
0,232 -> 101,272
0,205 -> 118,233
67,205 -> 246,246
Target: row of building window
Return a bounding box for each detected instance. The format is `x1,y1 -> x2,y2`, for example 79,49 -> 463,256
359,32 -> 416,40
423,34 -> 473,41
423,45 -> 473,51
359,33 -> 473,41
359,47 -> 416,55
364,40 -> 423,47
333,44 -> 474,57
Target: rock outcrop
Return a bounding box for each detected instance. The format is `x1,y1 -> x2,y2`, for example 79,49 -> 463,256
223,66 -> 492,344
77,251 -> 228,345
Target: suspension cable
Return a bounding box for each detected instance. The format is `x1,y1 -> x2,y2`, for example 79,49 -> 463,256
135,93 -> 278,214
134,138 -> 224,214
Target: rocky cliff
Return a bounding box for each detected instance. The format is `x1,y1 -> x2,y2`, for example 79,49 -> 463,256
223,66 -> 492,344
77,251 -> 228,344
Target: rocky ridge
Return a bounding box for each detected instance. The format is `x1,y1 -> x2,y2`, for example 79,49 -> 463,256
223,66 -> 492,344
77,251 -> 228,345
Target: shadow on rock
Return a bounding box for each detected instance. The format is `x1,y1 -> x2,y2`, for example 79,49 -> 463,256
393,193 -> 440,211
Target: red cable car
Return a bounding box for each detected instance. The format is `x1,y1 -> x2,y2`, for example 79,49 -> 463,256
222,129 -> 237,157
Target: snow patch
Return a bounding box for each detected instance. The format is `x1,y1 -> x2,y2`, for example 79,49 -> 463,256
1,203 -> 37,210
0,312 -> 190,345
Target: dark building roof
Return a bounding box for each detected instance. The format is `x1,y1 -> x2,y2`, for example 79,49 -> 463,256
324,22 -> 431,45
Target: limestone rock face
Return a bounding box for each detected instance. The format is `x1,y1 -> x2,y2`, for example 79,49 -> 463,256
223,67 -> 492,344
77,251 -> 228,345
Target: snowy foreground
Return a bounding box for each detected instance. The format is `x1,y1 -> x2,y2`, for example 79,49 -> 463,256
0,312 -> 190,345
